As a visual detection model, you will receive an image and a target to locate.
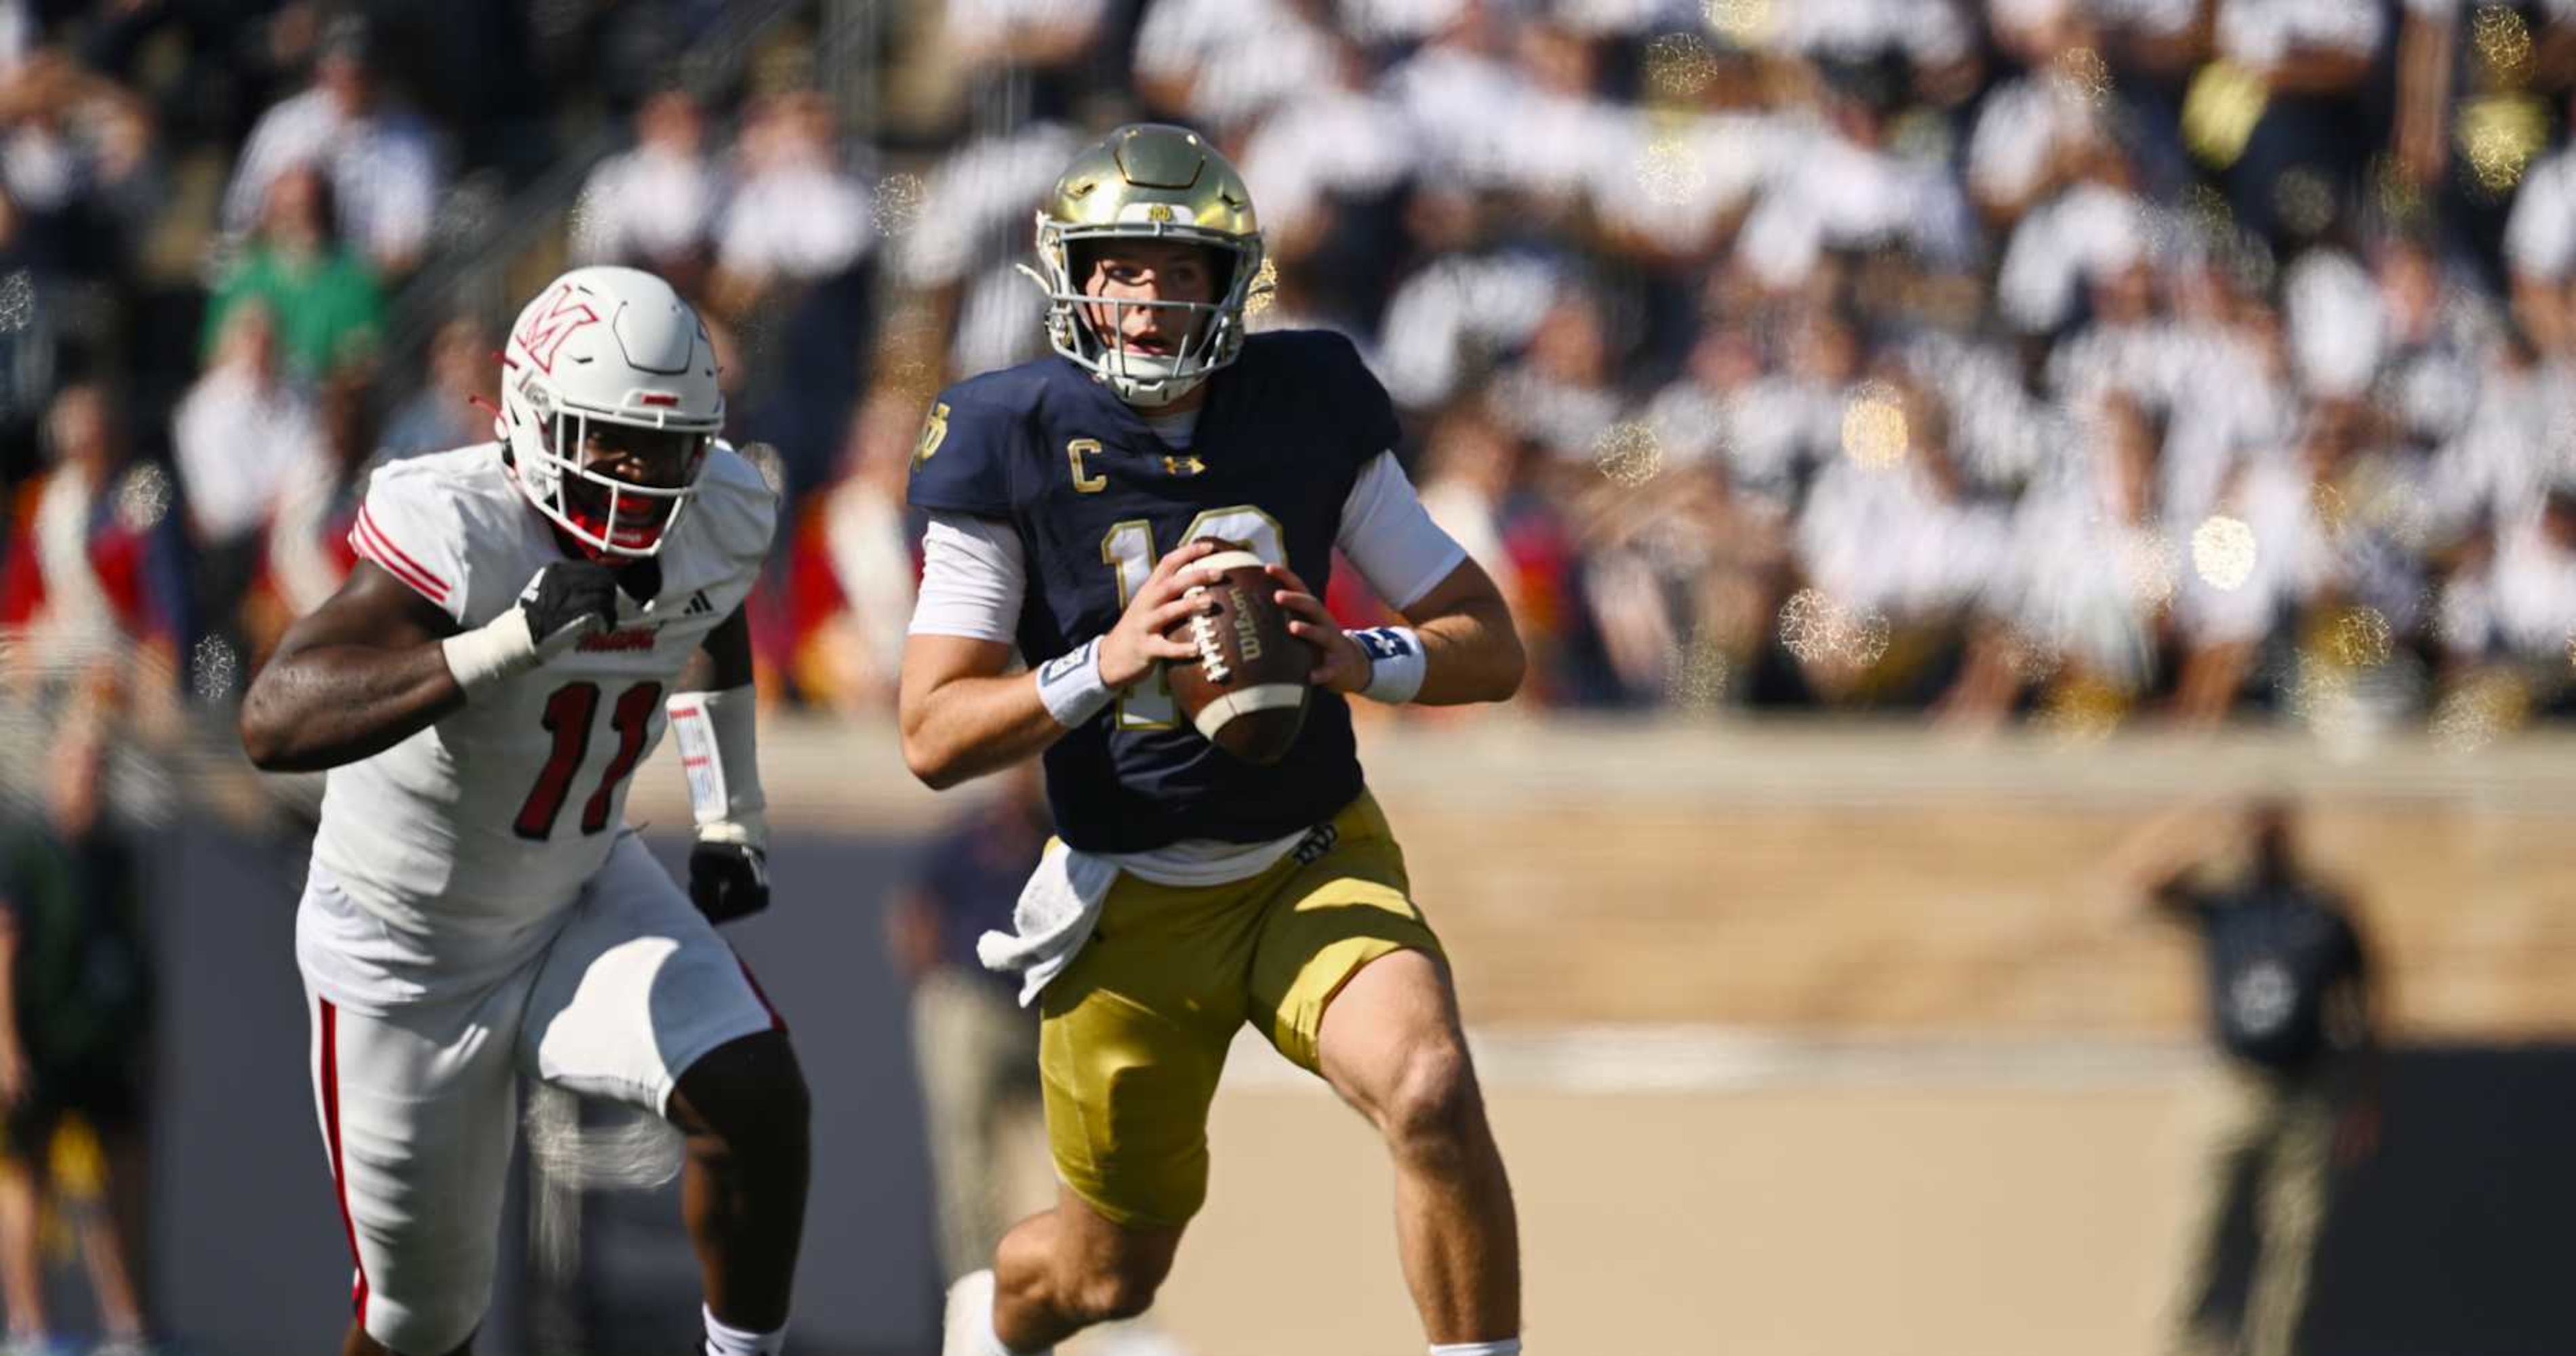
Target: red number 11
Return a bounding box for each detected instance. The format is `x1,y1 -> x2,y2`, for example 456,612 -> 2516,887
514,679 -> 663,840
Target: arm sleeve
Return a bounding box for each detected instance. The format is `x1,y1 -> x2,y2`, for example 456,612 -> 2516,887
906,512 -> 1026,645
346,462 -> 471,625
1335,452 -> 1470,613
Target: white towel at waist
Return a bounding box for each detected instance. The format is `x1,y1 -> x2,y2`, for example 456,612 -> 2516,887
978,838 -> 1120,1007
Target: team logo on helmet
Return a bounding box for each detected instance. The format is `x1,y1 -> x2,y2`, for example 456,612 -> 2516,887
513,285 -> 602,374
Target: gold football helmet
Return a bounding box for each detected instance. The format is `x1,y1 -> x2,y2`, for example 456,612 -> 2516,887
1023,123 -> 1264,407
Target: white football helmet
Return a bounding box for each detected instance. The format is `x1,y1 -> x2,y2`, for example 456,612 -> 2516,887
498,266 -> 723,558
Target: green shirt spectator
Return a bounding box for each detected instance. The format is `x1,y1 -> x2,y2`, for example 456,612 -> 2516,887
201,162 -> 384,382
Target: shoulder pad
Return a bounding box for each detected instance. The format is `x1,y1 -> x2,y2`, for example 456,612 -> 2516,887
687,442 -> 781,565
905,378 -> 1039,519
349,454 -> 474,624
1253,329 -> 1401,460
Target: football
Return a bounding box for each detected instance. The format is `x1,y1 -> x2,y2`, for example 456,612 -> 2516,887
1163,543 -> 1310,765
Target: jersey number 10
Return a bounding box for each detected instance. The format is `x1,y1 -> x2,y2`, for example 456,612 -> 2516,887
1098,506 -> 1283,730
515,680 -> 663,839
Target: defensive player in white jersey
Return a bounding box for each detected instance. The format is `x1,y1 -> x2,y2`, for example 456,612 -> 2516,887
239,266 -> 808,1356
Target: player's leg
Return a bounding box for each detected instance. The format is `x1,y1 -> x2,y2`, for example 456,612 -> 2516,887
522,835 -> 806,1353
307,987 -> 523,1356
0,1109 -> 49,1349
913,970 -> 1009,1283
955,869 -> 1255,1354
49,1106 -> 145,1344
1251,795 -> 1520,1350
2242,1086 -> 2335,1356
2165,1073 -> 2275,1356
1315,953 -> 1519,1347
666,1030 -> 809,1334
96,1111 -> 154,1347
963,1186 -> 1186,1353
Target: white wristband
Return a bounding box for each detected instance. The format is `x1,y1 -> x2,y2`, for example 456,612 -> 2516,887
1350,626 -> 1428,704
1034,637 -> 1114,727
439,613 -> 538,697
668,686 -> 766,835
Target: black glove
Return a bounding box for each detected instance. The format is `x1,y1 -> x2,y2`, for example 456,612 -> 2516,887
516,559 -> 622,658
689,838 -> 770,923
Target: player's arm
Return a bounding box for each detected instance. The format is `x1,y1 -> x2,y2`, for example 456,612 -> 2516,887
2089,797 -> 2231,925
1275,556 -> 1526,706
668,605 -> 771,923
238,562 -> 468,772
0,900 -> 22,1109
2326,898 -> 2387,1163
898,518 -> 1220,790
240,557 -> 619,772
1268,451 -> 1527,708
1381,557 -> 1525,704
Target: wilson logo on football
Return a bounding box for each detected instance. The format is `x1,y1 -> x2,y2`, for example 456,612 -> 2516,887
514,286 -> 602,374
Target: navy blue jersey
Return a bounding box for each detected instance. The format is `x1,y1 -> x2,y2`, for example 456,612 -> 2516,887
2171,881 -> 2368,1074
909,330 -> 1400,853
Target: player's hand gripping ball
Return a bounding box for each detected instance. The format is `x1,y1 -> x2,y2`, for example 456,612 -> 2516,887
1163,542 -> 1310,765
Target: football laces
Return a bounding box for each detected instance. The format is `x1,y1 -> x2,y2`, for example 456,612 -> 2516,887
1186,584 -> 1231,683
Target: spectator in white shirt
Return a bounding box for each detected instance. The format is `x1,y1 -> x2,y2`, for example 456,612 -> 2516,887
1135,0 -> 1344,135
250,370 -> 378,659
1488,287 -> 1628,466
2001,393 -> 2172,700
2171,405 -> 2354,723
572,89 -> 721,291
890,122 -> 1078,292
170,300 -> 327,671
710,89 -> 874,316
2435,487 -> 2576,681
2503,107 -> 2576,351
172,300 -> 326,554
1375,244 -> 1565,411
0,47 -> 158,268
1725,305 -> 1865,511
1792,381 -> 2009,717
218,16 -> 442,275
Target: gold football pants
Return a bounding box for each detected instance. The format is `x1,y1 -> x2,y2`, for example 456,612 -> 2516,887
1039,791 -> 1442,1230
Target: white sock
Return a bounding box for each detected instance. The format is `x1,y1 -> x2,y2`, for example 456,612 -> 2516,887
978,1300 -> 1044,1356
950,1269 -> 1047,1356
1430,1342 -> 1522,1356
704,1303 -> 788,1356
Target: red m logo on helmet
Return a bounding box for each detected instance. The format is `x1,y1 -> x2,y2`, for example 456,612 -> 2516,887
515,286 -> 601,374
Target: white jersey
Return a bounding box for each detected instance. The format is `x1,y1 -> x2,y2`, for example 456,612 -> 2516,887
308,441 -> 775,986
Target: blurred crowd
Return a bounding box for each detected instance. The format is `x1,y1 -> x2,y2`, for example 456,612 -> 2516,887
7,0 -> 2576,747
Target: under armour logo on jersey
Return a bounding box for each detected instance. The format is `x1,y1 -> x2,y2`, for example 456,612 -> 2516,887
685,591 -> 715,616
1162,454 -> 1206,477
514,284 -> 602,374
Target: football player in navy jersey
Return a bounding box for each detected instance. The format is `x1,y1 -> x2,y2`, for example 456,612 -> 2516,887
900,125 -> 1527,1356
